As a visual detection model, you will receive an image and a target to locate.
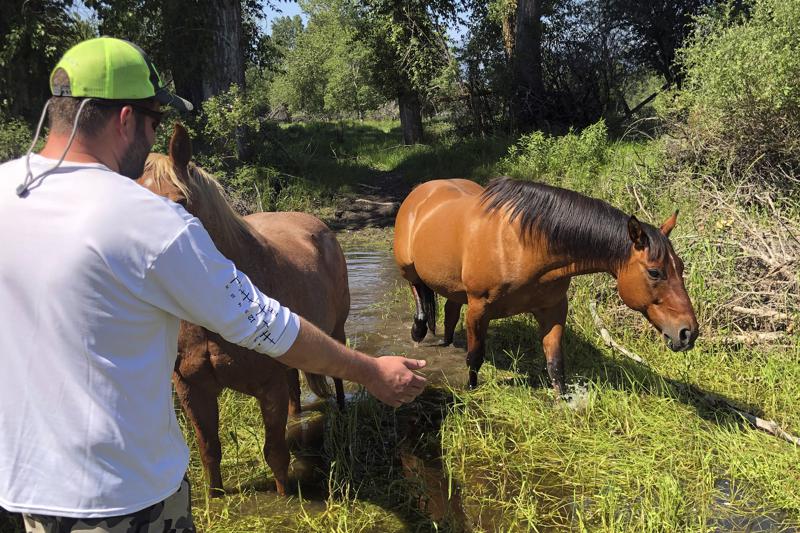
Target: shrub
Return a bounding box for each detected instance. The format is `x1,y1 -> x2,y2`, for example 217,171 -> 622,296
671,0 -> 800,192
0,114 -> 32,161
500,120 -> 610,188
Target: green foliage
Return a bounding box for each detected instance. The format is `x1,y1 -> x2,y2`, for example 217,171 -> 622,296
0,114 -> 33,162
673,0 -> 800,190
501,120 -> 610,186
356,0 -> 460,102
200,84 -> 261,168
270,14 -> 304,55
203,84 -> 261,145
0,0 -> 92,121
269,1 -> 383,119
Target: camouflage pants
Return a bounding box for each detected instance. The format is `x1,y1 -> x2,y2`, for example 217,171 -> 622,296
22,477 -> 194,533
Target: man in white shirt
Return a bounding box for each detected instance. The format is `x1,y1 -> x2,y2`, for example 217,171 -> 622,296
0,37 -> 427,532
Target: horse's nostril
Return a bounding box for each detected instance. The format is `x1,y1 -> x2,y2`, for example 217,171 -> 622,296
679,328 -> 691,344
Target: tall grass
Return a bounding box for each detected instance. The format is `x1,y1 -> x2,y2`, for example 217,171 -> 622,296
173,119 -> 799,532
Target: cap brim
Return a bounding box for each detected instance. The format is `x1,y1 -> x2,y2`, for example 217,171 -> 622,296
154,88 -> 193,111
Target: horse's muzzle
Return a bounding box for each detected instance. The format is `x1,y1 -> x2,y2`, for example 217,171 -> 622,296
663,326 -> 697,352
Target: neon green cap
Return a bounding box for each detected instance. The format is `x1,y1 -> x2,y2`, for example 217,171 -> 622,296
50,37 -> 193,111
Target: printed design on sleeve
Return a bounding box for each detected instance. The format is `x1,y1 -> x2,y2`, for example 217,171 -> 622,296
225,274 -> 279,348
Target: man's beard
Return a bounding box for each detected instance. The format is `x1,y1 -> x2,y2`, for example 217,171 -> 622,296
118,121 -> 151,180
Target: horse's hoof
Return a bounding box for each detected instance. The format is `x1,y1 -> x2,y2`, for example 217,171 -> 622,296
411,319 -> 428,342
427,318 -> 436,336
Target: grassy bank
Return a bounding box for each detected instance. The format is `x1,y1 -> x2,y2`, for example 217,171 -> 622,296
179,120 -> 798,532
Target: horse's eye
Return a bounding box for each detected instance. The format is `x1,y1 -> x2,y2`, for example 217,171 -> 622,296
647,268 -> 662,280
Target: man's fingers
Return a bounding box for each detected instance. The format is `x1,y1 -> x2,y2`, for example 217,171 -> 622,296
409,373 -> 427,388
403,358 -> 427,370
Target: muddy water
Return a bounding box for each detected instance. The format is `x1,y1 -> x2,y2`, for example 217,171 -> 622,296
344,248 -> 470,387
206,247 -> 467,528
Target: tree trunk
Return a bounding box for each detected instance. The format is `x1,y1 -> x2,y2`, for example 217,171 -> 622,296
501,1 -> 516,61
398,91 -> 423,145
512,0 -> 545,131
164,0 -> 244,106
201,0 -> 245,99
163,0 -> 246,158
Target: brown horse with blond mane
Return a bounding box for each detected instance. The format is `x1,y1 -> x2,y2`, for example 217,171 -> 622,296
138,124 -> 348,496
394,177 -> 698,393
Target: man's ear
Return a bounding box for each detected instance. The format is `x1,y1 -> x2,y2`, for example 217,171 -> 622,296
628,215 -> 650,250
169,123 -> 192,169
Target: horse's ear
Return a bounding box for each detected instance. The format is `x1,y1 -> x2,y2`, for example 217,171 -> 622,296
628,215 -> 649,251
660,210 -> 678,237
169,122 -> 192,169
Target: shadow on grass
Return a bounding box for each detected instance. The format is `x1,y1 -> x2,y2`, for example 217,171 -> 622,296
260,120 -> 514,193
317,386 -> 467,533
480,317 -> 768,434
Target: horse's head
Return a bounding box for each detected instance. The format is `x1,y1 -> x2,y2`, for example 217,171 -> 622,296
138,122 -> 198,211
138,123 -> 251,257
616,212 -> 699,352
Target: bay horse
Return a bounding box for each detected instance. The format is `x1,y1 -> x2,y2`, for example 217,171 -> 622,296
394,177 -> 699,393
138,124 -> 349,496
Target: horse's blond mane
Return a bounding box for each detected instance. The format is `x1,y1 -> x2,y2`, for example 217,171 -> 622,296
144,153 -> 255,258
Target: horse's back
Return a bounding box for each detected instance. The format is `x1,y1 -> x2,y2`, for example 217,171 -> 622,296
394,179 -> 484,300
244,211 -> 350,331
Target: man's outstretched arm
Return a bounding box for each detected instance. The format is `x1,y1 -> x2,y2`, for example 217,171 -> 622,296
141,219 -> 428,407
276,315 -> 427,407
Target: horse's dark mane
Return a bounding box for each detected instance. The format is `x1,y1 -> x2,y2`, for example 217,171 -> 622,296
480,177 -> 670,271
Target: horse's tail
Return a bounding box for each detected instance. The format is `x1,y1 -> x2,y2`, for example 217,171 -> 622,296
303,372 -> 332,399
411,282 -> 437,342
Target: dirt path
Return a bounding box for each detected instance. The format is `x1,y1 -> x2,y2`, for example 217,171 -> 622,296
328,171 -> 411,230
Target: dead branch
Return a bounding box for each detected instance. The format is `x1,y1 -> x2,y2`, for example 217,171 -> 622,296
589,301 -> 645,363
707,331 -> 788,344
355,198 -> 399,207
730,306 -> 791,321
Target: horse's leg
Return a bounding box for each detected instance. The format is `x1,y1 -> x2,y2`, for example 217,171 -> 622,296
443,299 -> 462,346
410,283 -> 429,342
332,323 -> 347,410
465,299 -> 490,389
423,285 -> 437,336
173,373 -> 225,496
533,298 -> 568,397
258,381 -> 291,496
286,368 -> 301,416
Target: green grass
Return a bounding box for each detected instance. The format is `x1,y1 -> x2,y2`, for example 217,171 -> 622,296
175,121 -> 800,532
188,119 -> 514,217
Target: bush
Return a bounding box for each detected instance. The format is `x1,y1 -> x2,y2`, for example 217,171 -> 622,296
500,120 -> 610,188
0,114 -> 32,161
670,0 -> 800,192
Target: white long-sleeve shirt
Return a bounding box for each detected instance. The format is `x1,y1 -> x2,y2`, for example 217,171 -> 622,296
0,154 -> 299,518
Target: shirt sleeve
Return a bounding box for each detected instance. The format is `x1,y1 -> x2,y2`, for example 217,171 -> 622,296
138,219 -> 299,357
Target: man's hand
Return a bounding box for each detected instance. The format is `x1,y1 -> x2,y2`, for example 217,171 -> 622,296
364,356 -> 427,407
274,316 -> 427,407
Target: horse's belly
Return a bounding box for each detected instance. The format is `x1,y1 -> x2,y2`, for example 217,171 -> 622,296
489,279 -> 571,318
412,240 -> 467,301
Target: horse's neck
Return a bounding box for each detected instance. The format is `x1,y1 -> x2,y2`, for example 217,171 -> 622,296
203,218 -> 278,283
526,215 -> 627,282
538,257 -> 615,283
